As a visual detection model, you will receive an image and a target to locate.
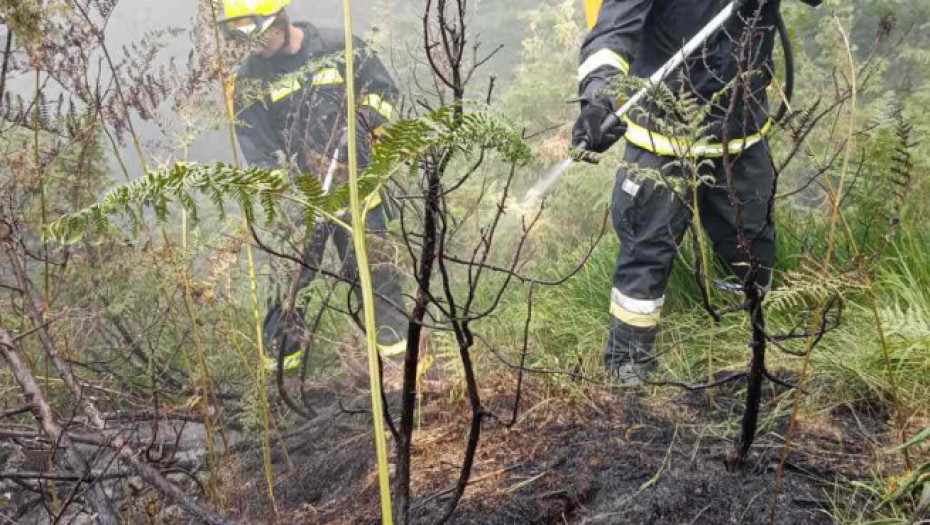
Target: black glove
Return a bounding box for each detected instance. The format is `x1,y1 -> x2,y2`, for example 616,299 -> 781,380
572,96 -> 627,156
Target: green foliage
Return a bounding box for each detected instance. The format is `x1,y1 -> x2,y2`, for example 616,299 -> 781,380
764,266 -> 864,313
45,162 -> 297,243
46,106 -> 530,245
0,0 -> 58,48
367,105 -> 532,176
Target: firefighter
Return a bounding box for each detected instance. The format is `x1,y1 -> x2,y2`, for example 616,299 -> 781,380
219,0 -> 408,370
574,0 -> 792,384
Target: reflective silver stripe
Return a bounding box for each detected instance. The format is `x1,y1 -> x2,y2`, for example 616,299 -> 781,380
610,288 -> 663,328
611,288 -> 664,314
578,48 -> 630,82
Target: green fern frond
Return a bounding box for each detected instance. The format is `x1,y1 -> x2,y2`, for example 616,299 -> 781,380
766,265 -> 866,313
46,107 -> 529,245
46,162 -> 296,243
366,106 -> 531,180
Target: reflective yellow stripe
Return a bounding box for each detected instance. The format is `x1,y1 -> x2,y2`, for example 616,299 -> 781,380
225,73 -> 238,117
365,192 -> 383,211
579,48 -> 631,81
378,339 -> 407,358
610,302 -> 661,327
624,118 -> 773,158
269,68 -> 345,104
362,93 -> 395,120
312,68 -> 344,86
334,192 -> 382,216
270,77 -> 302,103
610,289 -> 663,328
263,352 -> 302,371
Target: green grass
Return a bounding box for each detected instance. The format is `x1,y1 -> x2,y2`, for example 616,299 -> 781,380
474,199 -> 930,413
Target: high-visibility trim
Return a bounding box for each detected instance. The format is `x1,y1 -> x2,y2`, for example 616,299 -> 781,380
611,288 -> 664,314
378,339 -> 407,358
610,288 -> 663,328
262,352 -> 302,371
578,48 -> 630,82
334,192 -> 383,216
364,192 -> 383,211
270,77 -> 302,103
269,68 -> 344,104
624,117 -> 773,158
312,68 -> 344,86
361,93 -> 395,120
610,303 -> 662,327
224,73 -> 238,118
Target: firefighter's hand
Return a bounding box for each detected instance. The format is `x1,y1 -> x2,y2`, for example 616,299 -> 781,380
572,97 -> 627,158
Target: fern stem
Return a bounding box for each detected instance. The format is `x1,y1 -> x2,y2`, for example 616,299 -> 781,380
243,223 -> 277,513
73,2 -> 149,172
34,67 -> 49,313
867,288 -> 912,470
161,226 -> 221,502
341,1 -> 395,522
34,65 -> 55,483
821,15 -> 857,274
770,14 -> 858,525
692,175 -> 715,395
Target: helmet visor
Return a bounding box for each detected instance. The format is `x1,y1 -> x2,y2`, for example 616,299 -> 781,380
221,14 -> 277,40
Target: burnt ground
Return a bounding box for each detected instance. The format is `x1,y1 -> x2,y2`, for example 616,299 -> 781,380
233,372 -> 895,525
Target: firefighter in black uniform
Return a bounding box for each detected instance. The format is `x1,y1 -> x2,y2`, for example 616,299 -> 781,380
220,0 -> 408,370
573,0 -> 811,384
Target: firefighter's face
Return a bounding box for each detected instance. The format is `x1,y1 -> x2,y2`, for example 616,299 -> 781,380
255,25 -> 287,57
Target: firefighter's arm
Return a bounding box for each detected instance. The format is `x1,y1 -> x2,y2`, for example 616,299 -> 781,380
354,39 -> 398,138
579,0 -> 654,101
226,74 -> 281,168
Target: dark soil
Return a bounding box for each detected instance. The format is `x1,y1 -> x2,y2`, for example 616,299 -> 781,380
237,374 -> 888,525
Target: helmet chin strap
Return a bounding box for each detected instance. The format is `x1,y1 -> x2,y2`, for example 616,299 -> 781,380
278,21 -> 292,55
268,10 -> 296,57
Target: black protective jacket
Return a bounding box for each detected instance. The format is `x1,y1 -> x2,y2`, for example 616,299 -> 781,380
231,22 -> 398,173
580,0 -> 785,153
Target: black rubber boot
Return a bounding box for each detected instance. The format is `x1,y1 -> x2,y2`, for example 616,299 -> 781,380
604,319 -> 659,386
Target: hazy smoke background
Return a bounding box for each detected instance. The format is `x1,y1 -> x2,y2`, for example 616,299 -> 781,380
101,0 -> 381,166
1,0 -> 548,171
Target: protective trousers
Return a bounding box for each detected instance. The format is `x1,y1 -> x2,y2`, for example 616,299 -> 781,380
263,199 -> 408,369
606,142 -> 776,370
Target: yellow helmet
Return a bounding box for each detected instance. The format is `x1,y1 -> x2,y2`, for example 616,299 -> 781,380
219,0 -> 292,38
584,0 -> 602,30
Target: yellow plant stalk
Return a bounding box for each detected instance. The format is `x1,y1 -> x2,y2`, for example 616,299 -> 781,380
341,0 -> 395,522
165,225 -> 220,503
691,175 -> 716,395
205,0 -> 278,510
243,233 -> 278,513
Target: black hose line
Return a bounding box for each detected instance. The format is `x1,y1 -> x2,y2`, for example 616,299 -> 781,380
774,7 -> 795,123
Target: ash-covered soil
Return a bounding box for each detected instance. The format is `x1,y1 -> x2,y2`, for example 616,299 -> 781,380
236,374 -> 888,525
